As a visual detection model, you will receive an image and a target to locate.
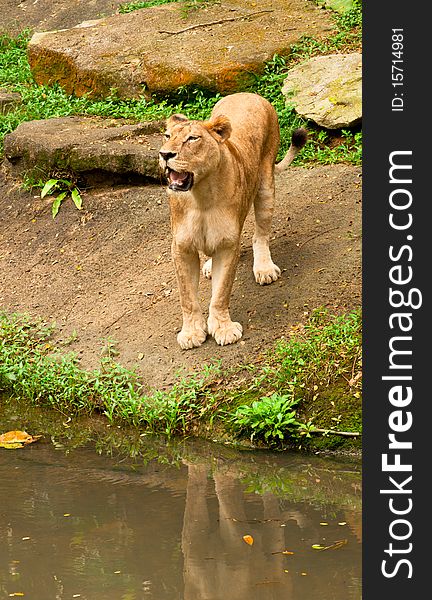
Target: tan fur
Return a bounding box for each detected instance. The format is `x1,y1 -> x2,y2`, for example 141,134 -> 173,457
159,92 -> 298,349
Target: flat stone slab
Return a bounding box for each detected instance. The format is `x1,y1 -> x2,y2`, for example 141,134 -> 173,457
282,53 -> 362,129
3,116 -> 164,180
28,0 -> 332,98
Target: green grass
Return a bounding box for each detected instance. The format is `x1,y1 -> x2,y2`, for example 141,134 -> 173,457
118,0 -> 218,15
225,308 -> 362,449
0,309 -> 361,449
118,0 -> 179,12
0,1 -> 362,165
0,311 -> 225,437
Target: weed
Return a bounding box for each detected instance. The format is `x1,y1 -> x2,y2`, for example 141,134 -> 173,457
178,0 -> 220,18
39,177 -> 83,218
231,393 -> 303,445
118,0 -> 180,14
118,0 -> 218,17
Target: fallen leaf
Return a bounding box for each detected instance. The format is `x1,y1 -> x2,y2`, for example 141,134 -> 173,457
243,535 -> 254,546
312,539 -> 348,551
1,442 -> 23,449
0,431 -> 42,449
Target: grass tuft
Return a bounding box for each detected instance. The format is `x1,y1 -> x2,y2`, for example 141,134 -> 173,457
0,309 -> 361,449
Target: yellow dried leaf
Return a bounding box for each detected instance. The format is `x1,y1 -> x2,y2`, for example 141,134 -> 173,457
242,535 -> 254,546
312,539 -> 348,551
0,431 -> 41,449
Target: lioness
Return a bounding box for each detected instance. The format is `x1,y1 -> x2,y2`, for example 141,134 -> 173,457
159,92 -> 307,349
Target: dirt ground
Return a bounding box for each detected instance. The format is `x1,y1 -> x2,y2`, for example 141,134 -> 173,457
0,164 -> 361,390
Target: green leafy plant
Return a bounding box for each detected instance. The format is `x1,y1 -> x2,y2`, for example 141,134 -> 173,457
231,393 -> 303,445
118,0 -> 179,13
40,178 -> 83,218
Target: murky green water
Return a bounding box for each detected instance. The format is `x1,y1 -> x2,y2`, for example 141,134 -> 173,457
0,402 -> 361,600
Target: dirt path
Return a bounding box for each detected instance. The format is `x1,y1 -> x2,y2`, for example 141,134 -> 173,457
0,164 -> 361,390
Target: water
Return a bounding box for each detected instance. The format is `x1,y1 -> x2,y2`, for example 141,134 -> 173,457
0,408 -> 361,600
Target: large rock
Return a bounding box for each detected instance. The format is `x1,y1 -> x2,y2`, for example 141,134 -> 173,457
321,0 -> 354,13
1,0 -> 120,36
282,53 -> 362,129
28,0 -> 333,98
3,116 -> 164,180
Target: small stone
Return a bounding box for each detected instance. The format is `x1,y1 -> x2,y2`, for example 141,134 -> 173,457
0,90 -> 22,114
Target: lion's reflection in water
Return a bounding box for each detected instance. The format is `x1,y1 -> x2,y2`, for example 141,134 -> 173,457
181,463 -> 361,600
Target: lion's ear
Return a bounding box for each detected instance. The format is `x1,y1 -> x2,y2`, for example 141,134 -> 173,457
166,113 -> 189,127
205,115 -> 232,143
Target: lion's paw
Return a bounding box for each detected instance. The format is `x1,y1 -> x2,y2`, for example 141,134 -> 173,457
202,258 -> 212,279
254,262 -> 281,286
208,317 -> 243,346
177,326 -> 207,350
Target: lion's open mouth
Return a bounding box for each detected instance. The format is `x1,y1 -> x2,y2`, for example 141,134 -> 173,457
166,169 -> 194,192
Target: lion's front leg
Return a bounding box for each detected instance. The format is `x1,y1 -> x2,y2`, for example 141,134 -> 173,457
207,245 -> 243,346
172,241 -> 207,349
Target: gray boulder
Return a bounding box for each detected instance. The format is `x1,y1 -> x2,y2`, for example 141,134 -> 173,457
3,116 -> 164,180
28,0 -> 332,98
282,53 -> 362,129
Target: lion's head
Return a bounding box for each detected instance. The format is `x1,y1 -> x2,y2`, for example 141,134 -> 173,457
159,114 -> 232,192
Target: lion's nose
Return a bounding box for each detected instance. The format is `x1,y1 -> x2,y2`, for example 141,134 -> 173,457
159,150 -> 177,161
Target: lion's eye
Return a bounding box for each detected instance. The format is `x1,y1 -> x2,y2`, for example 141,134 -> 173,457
187,136 -> 200,142
164,133 -> 170,140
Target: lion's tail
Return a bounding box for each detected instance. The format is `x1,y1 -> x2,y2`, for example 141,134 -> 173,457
274,128 -> 308,174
